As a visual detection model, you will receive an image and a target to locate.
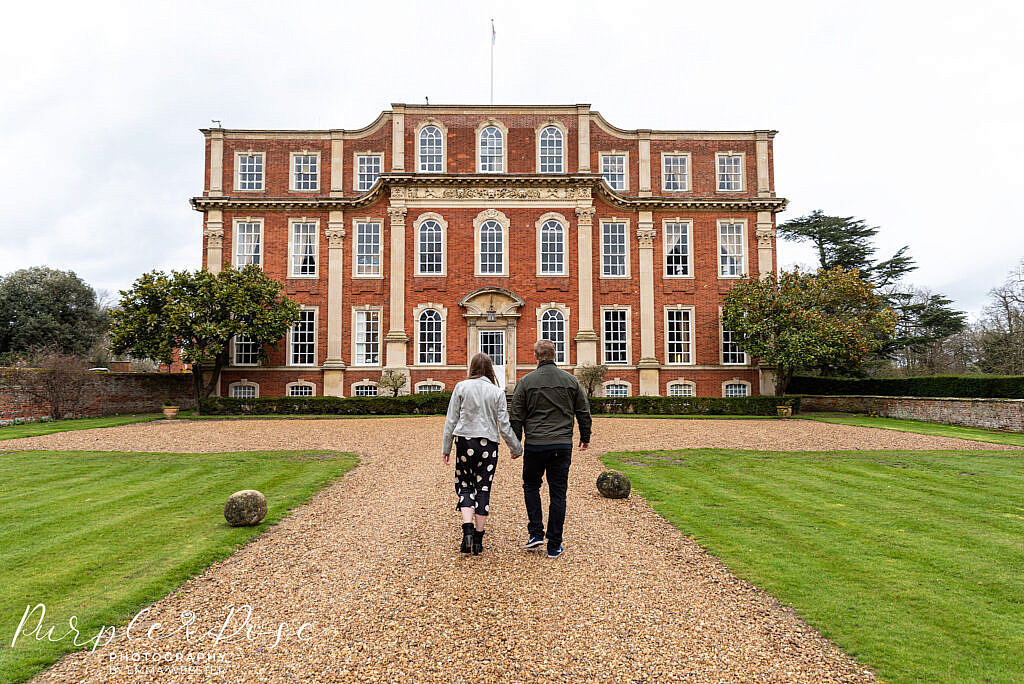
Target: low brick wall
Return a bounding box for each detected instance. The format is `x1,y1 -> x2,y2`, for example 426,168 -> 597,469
800,395 -> 1024,432
0,372 -> 195,422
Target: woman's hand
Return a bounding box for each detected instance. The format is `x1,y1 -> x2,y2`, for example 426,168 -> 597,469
442,452 -> 450,465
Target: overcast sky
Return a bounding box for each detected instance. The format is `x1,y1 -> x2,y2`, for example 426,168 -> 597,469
1,0 -> 1021,318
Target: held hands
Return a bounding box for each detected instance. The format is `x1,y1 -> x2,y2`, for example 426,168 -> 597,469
511,450 -> 522,460
442,453 -> 450,465
579,441 -> 590,451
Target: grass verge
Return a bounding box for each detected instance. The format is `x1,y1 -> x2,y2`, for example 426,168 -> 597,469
0,449 -> 357,683
0,413 -> 194,441
801,412 -> 1024,447
602,448 -> 1024,684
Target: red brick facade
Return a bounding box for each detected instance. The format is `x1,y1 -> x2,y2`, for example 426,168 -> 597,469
192,105 -> 786,399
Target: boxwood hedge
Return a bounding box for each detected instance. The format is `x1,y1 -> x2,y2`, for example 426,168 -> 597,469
588,395 -> 799,416
788,375 -> 1024,399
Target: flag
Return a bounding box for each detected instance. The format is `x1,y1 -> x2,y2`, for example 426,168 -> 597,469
491,19 -> 496,45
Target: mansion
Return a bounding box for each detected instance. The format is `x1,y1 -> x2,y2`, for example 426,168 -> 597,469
191,104 -> 786,398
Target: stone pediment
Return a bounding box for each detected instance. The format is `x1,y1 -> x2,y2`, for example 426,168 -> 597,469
459,287 -> 525,316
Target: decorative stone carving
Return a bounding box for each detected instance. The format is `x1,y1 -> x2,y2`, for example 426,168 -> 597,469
636,227 -> 657,248
325,227 -> 346,247
390,186 -> 405,199
575,206 -> 596,222
386,206 -> 408,223
203,226 -> 224,248
756,227 -> 774,248
398,185 -> 591,201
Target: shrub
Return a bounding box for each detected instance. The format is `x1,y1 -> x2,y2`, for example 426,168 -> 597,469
199,392 -> 452,416
788,375 -> 1024,399
588,395 -> 800,416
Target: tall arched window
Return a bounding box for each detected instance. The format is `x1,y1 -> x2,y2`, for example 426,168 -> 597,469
539,126 -> 563,173
419,126 -> 443,172
479,220 -> 504,273
479,126 -> 504,172
417,309 -> 443,364
541,308 -> 566,364
539,220 -> 565,275
418,219 -> 442,274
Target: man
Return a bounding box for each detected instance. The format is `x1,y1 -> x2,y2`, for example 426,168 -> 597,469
509,338 -> 592,559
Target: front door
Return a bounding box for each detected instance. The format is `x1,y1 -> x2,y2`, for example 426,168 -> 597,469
478,329 -> 506,390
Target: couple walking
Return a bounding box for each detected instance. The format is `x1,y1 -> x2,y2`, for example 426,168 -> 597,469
441,338 -> 592,559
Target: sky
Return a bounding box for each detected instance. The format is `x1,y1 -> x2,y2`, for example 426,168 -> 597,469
1,0 -> 1021,318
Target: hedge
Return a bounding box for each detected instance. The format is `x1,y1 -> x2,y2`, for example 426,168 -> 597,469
788,375 -> 1024,399
587,395 -> 799,416
199,392 -> 452,416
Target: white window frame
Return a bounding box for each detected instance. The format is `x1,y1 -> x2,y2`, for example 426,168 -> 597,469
599,151 -> 629,191
352,380 -> 379,397
720,312 -> 749,366
289,308 -> 318,367
234,150 -> 265,191
352,218 -> 383,279
416,121 -> 447,173
599,218 -> 631,279
414,379 -> 446,393
285,381 -> 316,397
537,303 -> 571,366
232,336 -> 260,367
601,306 -> 631,366
473,210 -> 510,277
232,218 -> 263,268
666,380 -> 696,397
602,379 -> 632,397
413,303 -> 448,366
535,212 -> 568,277
354,152 -> 383,192
717,219 -> 748,278
413,212 -> 447,277
228,380 -> 259,398
664,306 -> 695,366
661,152 -> 690,192
476,120 -> 508,173
663,218 -> 693,279
723,380 -> 751,397
536,122 -> 567,173
715,151 -> 745,192
290,150 -> 320,192
351,306 -> 382,367
288,218 -> 319,278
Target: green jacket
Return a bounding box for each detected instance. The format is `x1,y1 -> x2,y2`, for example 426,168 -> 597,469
510,361 -> 592,446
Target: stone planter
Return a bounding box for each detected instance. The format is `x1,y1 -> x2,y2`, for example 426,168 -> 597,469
776,405 -> 793,418
162,406 -> 180,419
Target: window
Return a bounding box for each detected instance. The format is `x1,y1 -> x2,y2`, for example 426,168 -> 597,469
601,221 -> 627,277
722,326 -> 747,365
290,310 -> 316,366
237,153 -> 263,191
605,383 -> 629,398
293,154 -> 318,191
667,382 -> 695,397
234,221 -> 261,267
290,221 -> 317,277
231,384 -> 257,399
355,221 -> 382,277
419,126 -> 443,172
356,155 -> 381,191
666,309 -> 692,364
353,384 -> 378,397
479,126 -> 504,172
233,336 -> 259,366
724,382 -> 749,397
539,220 -> 565,275
603,309 -> 628,365
416,383 -> 444,394
288,384 -> 314,397
479,220 -> 503,274
539,126 -> 563,173
717,154 -> 743,191
355,310 -> 380,365
719,222 -> 745,277
540,308 -> 567,364
664,222 -> 690,277
662,155 -> 689,191
601,154 -> 626,191
417,309 -> 443,365
418,219 -> 443,274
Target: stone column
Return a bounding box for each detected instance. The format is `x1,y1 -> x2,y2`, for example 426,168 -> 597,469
577,105 -> 591,172
636,212 -> 660,395
330,132 -> 344,197
756,210 -> 775,279
391,106 -> 406,172
506,320 -> 518,392
756,130 -> 772,198
638,130 -> 652,197
574,205 -> 598,365
323,211 -> 346,396
204,210 -> 224,274
384,204 -> 410,390
208,129 -> 224,197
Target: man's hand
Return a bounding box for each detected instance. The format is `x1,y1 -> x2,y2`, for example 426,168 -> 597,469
511,451 -> 522,460
579,441 -> 590,451
442,453 -> 450,465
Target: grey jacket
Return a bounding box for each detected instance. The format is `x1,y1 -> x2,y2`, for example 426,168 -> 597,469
442,377 -> 523,455
510,361 -> 592,447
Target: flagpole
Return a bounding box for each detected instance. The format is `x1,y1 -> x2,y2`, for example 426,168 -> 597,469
490,19 -> 494,105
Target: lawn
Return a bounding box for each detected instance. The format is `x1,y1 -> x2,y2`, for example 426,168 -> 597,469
0,449 -> 357,683
0,414 -> 186,441
602,448 -> 1024,684
801,412 -> 1024,447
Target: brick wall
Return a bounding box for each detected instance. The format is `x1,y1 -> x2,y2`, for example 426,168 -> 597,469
0,372 -> 195,422
800,395 -> 1024,433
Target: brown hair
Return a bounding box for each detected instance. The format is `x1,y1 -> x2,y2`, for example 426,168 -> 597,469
468,352 -> 498,386
534,338 -> 556,362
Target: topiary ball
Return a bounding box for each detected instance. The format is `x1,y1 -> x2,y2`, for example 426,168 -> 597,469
597,471 -> 631,499
224,489 -> 267,526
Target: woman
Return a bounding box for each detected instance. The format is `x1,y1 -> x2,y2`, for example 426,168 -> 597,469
441,353 -> 523,555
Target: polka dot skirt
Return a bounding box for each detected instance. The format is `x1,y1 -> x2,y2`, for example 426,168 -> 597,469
454,436 -> 498,516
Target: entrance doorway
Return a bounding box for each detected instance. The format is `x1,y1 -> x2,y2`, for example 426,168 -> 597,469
478,329 -> 506,390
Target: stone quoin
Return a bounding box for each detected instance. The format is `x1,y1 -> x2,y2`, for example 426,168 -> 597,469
192,104 -> 787,399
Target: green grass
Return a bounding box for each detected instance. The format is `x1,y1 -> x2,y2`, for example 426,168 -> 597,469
0,413 -> 193,440
802,412 -> 1024,447
602,448 -> 1024,684
0,449 -> 357,683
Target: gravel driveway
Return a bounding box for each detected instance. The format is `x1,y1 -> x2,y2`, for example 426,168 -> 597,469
20,417 -> 1007,683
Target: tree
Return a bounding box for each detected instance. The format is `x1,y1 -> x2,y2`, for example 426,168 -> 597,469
575,364 -> 608,396
971,260 -> 1024,375
378,369 -> 407,397
887,289 -> 967,374
110,266 -> 300,408
721,267 -> 898,396
0,267 -> 109,358
0,348 -> 94,420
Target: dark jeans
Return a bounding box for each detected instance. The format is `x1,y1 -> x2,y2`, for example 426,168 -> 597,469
522,446 -> 572,549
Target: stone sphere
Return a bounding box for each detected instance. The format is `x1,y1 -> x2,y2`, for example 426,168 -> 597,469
597,471 -> 631,499
224,490 -> 267,526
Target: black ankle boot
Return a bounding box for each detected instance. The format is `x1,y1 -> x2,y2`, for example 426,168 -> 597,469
460,523 -> 474,553
472,530 -> 484,555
